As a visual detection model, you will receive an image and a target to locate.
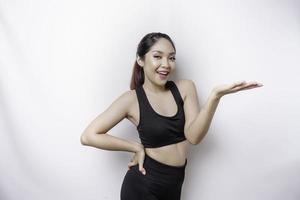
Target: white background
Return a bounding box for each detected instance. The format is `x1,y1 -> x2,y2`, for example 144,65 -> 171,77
1,0 -> 299,199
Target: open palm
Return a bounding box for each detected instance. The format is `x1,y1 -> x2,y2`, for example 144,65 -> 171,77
213,80 -> 263,98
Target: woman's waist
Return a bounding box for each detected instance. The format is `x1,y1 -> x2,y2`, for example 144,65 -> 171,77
144,143 -> 188,167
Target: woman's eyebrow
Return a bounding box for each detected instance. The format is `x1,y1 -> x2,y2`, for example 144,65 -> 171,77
151,50 -> 176,55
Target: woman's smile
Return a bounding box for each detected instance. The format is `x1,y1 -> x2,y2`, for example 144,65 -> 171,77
156,70 -> 170,79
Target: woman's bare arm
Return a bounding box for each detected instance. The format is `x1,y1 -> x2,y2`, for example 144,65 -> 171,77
80,90 -> 143,153
185,80 -> 220,145
181,79 -> 220,145
182,79 -> 262,145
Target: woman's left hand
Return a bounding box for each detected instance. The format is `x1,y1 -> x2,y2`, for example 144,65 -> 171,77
212,80 -> 263,99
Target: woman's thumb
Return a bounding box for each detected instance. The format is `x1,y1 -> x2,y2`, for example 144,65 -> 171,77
128,161 -> 135,168
139,164 -> 146,175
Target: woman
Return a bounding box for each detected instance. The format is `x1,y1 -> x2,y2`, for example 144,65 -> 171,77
80,32 -> 263,200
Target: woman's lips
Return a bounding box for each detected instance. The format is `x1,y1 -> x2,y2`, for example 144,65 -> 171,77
157,71 -> 169,79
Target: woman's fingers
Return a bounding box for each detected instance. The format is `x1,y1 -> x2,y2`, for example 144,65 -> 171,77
139,162 -> 146,175
231,80 -> 246,88
138,155 -> 146,175
231,81 -> 263,92
128,147 -> 146,174
212,81 -> 263,97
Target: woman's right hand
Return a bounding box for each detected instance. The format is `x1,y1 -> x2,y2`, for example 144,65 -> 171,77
128,144 -> 146,175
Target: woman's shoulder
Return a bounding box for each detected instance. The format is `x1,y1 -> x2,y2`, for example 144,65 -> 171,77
174,79 -> 195,86
173,79 -> 196,101
118,89 -> 137,104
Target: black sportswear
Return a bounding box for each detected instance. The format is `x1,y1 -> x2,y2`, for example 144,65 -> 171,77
135,80 -> 187,148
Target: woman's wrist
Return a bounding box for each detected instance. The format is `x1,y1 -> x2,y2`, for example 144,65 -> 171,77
210,89 -> 222,101
132,141 -> 144,153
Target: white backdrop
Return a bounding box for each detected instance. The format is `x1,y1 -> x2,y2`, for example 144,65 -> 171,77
1,0 -> 300,200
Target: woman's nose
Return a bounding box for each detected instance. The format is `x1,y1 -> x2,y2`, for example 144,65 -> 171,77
161,58 -> 170,67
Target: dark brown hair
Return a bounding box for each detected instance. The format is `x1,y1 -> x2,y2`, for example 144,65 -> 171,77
130,32 -> 176,90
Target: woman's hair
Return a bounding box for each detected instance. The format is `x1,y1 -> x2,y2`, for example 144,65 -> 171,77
130,32 -> 176,90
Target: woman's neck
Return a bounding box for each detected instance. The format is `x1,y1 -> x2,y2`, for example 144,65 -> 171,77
143,80 -> 168,94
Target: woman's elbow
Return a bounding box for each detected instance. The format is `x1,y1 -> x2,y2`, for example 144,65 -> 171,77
80,133 -> 91,145
188,139 -> 197,145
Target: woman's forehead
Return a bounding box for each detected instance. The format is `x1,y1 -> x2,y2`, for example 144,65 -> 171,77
150,50 -> 176,55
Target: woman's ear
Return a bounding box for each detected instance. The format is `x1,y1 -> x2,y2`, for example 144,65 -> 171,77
136,56 -> 144,67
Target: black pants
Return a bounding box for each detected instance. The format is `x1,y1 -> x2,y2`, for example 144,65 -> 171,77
120,153 -> 187,200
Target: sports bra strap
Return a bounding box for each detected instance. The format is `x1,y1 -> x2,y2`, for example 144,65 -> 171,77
135,85 -> 148,108
167,80 -> 184,105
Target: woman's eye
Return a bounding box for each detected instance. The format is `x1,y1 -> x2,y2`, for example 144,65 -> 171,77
153,55 -> 175,61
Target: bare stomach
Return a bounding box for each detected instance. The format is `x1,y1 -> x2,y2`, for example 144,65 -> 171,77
145,139 -> 190,167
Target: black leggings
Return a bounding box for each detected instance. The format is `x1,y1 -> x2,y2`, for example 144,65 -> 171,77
120,153 -> 187,200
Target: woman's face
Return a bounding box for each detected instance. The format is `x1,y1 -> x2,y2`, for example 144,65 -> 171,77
137,38 -> 176,86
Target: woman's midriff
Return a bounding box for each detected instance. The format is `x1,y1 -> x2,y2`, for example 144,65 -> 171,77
127,97 -> 190,167
145,139 -> 190,167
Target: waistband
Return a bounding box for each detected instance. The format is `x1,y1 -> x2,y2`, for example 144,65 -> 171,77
144,153 -> 187,174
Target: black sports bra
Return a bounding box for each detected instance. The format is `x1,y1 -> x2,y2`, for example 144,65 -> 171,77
135,80 -> 187,148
